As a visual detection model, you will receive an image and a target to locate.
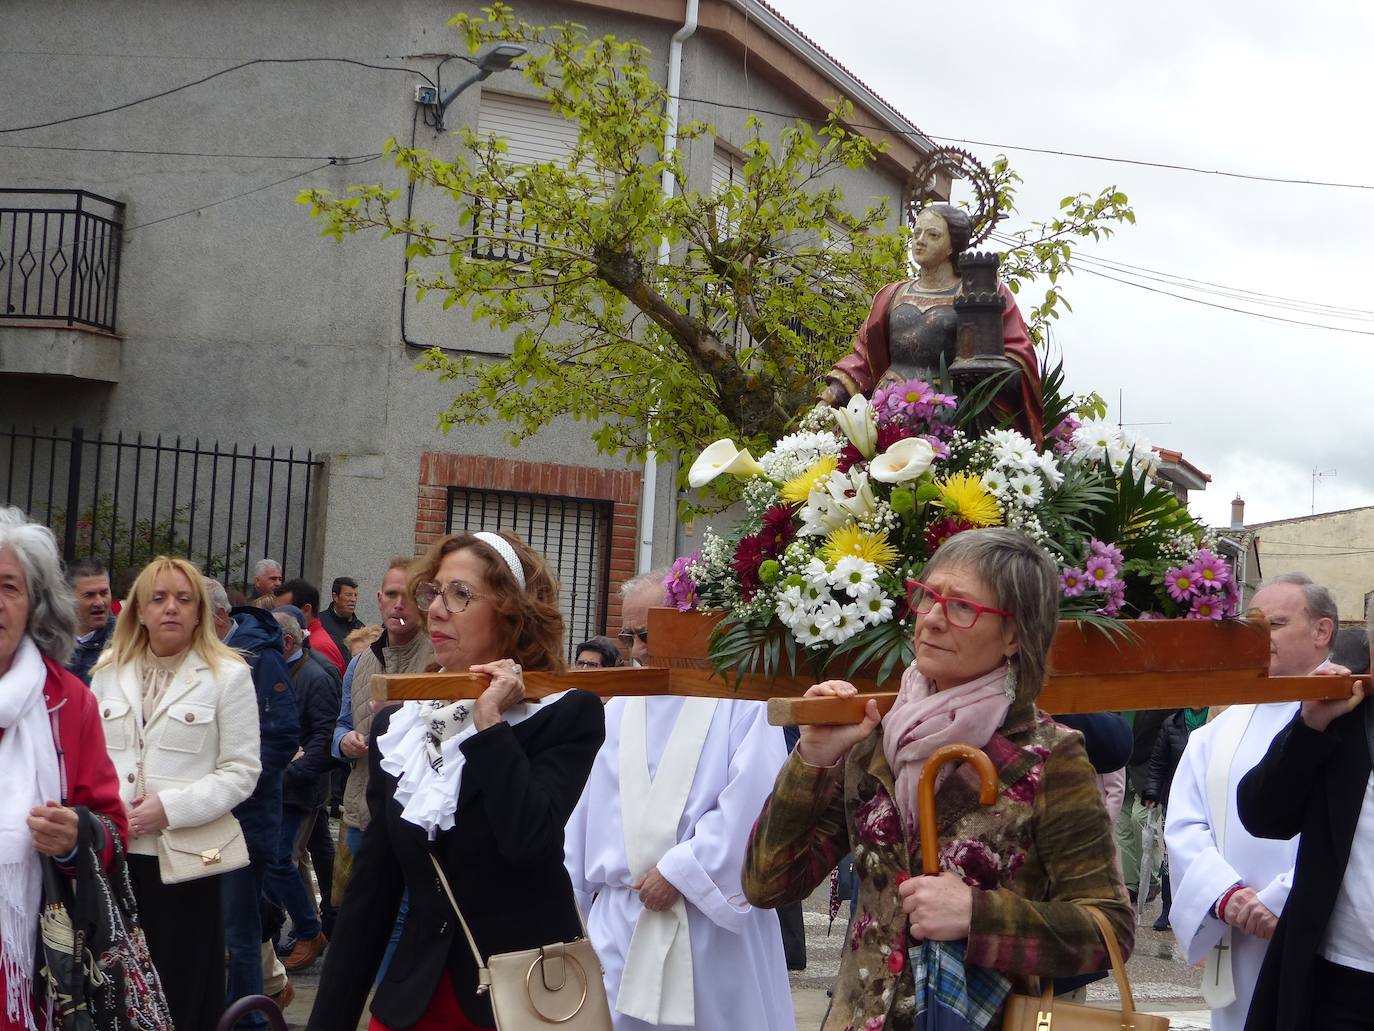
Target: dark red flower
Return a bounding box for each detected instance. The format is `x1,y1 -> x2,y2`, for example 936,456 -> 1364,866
759,505 -> 795,555
876,423 -> 911,451
836,441 -> 863,473
731,533 -> 768,601
924,516 -> 974,554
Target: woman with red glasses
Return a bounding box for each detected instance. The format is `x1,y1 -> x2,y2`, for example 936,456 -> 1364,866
743,527 -> 1132,1030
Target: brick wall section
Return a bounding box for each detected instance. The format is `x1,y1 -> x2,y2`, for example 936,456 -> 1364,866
416,452 -> 643,636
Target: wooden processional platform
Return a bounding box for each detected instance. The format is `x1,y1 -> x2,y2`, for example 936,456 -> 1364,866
373,608 -> 1364,725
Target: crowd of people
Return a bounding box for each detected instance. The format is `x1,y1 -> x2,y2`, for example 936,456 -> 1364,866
0,502 -> 1369,1031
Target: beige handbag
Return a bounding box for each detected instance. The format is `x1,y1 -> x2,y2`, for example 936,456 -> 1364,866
155,812 -> 250,884
431,854 -> 614,1030
1001,906 -> 1169,1030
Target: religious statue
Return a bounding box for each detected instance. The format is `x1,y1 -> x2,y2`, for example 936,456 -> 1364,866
820,202 -> 1044,443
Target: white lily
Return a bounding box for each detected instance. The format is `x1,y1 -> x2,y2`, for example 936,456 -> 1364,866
834,394 -> 878,458
869,437 -> 936,484
687,438 -> 766,488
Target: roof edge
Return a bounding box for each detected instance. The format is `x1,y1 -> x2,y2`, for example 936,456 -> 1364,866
725,0 -> 936,155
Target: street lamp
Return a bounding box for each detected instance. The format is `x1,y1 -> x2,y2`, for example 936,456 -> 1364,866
432,44 -> 527,129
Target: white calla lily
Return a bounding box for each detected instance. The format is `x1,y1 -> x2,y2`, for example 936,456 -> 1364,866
688,439 -> 765,488
833,394 -> 878,458
869,437 -> 936,483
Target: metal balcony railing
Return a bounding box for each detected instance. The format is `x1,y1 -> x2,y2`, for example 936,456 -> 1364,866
1,189 -> 124,333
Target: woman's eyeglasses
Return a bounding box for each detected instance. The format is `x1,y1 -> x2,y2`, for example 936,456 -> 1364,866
574,659 -> 605,670
414,580 -> 484,614
617,627 -> 649,647
905,579 -> 1010,630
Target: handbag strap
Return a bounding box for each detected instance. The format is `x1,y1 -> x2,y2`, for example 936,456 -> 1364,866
429,853 -> 492,991
1037,905 -> 1138,1017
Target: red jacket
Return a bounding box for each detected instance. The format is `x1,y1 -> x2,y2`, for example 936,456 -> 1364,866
0,658 -> 128,1031
308,617 -> 347,675
41,656 -> 129,866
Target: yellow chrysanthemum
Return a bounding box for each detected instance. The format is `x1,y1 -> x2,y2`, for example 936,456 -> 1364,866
781,455 -> 838,505
821,525 -> 900,569
937,473 -> 1002,527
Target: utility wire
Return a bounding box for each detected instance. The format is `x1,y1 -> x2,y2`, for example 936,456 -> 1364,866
1071,265 -> 1374,337
670,94 -> 1374,192
0,57 -> 435,134
0,141 -> 385,162
989,231 -> 1374,323
121,155 -> 379,235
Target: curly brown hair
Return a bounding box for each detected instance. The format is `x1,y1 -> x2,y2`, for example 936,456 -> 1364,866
410,531 -> 567,673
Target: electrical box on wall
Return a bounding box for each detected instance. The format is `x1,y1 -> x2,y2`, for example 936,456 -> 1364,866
414,84 -> 438,105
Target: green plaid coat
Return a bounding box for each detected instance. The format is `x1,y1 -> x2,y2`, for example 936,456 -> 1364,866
742,695 -> 1133,1031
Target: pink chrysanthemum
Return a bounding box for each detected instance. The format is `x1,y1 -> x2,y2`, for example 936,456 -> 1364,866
1088,539 -> 1124,574
1189,550 -> 1231,589
1097,579 -> 1127,617
1189,593 -> 1225,621
1060,568 -> 1087,598
1165,566 -> 1199,602
663,553 -> 699,612
1084,555 -> 1116,585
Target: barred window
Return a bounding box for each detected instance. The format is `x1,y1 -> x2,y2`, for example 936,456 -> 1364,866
445,486 -> 613,660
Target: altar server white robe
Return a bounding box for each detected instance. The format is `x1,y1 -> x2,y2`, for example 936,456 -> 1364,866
1164,702 -> 1300,1031
564,695 -> 796,1031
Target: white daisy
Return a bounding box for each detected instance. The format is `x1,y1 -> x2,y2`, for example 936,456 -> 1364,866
1009,472 -> 1044,505
831,555 -> 879,597
855,587 -> 895,626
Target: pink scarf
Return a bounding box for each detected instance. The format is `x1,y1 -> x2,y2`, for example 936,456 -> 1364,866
881,661 -> 1013,835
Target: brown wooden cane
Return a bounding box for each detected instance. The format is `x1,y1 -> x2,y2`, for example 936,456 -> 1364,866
917,744 -> 999,877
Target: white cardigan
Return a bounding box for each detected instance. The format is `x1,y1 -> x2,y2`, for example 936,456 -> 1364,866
91,650 -> 261,856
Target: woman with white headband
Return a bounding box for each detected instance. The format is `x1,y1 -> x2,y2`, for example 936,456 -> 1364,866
307,530 -> 606,1031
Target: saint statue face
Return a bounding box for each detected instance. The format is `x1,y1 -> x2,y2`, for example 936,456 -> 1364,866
910,208 -> 954,271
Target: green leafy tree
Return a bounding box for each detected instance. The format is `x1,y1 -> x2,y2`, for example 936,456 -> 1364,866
299,4 -> 1134,492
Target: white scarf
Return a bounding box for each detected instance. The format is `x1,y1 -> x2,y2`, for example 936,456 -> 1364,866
0,636 -> 60,1031
377,686 -> 570,839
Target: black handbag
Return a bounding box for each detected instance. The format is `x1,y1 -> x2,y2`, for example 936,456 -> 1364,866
37,808 -> 174,1031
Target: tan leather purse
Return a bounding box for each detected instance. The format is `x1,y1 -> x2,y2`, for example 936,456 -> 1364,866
156,813 -> 249,884
431,855 -> 614,1030
1001,907 -> 1169,1030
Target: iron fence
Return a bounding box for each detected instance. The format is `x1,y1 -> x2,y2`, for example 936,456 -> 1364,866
446,485 -> 613,661
0,190 -> 124,333
1,426 -> 322,590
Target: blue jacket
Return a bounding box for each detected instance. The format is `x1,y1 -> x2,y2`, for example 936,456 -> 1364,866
227,606 -> 300,858
66,616 -> 115,685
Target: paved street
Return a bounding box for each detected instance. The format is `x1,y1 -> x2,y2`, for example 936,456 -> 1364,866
283,881 -> 1212,1029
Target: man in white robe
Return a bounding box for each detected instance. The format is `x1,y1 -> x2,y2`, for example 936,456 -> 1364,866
564,573 -> 795,1031
1164,572 -> 1337,1031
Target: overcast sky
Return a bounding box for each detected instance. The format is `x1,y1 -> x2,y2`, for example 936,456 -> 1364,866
776,0 -> 1374,529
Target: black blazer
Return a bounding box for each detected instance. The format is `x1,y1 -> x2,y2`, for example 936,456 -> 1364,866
306,689 -> 606,1030
1236,698 -> 1374,1031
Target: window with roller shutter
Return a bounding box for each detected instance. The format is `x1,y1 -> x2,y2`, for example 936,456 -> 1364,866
471,92 -> 584,262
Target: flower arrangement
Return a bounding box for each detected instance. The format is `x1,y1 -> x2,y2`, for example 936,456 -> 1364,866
671,371 -> 1239,681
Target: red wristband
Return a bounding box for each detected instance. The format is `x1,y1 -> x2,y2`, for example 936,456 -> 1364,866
1217,884 -> 1243,922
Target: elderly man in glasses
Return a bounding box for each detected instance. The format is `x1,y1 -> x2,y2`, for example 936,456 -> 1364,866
565,571 -> 795,1030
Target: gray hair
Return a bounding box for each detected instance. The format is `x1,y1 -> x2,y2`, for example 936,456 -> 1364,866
1260,571 -> 1338,644
0,507 -> 78,664
253,558 -> 282,577
620,569 -> 668,602
272,609 -> 304,646
202,577 -> 230,615
922,527 -> 1060,701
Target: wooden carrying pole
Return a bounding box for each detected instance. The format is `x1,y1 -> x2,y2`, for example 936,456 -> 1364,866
376,608 -> 1365,724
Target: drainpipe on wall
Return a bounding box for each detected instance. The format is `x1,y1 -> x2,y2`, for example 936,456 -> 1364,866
637,0 -> 699,574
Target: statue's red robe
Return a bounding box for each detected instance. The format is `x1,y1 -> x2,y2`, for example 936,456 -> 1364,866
827,280 -> 1044,444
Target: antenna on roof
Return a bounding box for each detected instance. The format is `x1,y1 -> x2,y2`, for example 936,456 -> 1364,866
1312,465 -> 1336,515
